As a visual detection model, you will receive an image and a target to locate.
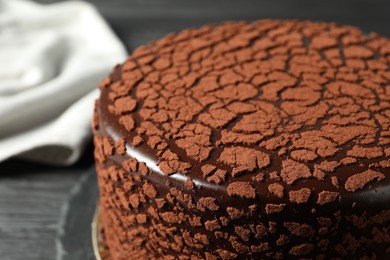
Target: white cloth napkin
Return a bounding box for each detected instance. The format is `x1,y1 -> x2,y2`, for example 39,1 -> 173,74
0,0 -> 127,165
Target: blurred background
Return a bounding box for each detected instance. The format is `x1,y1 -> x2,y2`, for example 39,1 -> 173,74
37,0 -> 390,52
0,0 -> 389,259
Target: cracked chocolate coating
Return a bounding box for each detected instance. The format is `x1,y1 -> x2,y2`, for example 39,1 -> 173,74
93,20 -> 390,259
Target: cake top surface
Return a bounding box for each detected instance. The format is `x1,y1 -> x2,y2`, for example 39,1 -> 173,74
97,20 -> 389,199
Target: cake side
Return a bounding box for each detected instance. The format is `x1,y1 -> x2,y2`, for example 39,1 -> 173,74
93,20 -> 390,259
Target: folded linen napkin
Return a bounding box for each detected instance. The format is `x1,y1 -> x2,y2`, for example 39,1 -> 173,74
0,0 -> 127,165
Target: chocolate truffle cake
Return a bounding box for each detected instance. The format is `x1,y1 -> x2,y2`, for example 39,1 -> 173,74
93,20 -> 390,259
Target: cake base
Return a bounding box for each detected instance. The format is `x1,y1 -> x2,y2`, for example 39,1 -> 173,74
92,207 -> 111,260
56,167 -> 99,260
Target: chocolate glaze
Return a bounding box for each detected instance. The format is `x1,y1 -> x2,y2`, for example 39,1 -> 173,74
93,20 -> 390,259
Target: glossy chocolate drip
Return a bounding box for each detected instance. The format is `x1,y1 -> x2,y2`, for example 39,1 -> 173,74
93,20 -> 390,259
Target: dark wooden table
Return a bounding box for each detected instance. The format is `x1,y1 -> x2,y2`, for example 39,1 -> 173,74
1,0 -> 389,259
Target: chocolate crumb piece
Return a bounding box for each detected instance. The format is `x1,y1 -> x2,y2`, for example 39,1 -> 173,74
319,227 -> 328,235
216,249 -> 237,260
139,162 -> 148,175
252,224 -> 267,239
227,207 -> 245,219
113,96 -> 137,114
101,137 -> 114,157
269,171 -> 280,181
268,222 -> 277,234
379,160 -> 390,168
160,212 -> 179,224
289,188 -> 311,204
128,193 -> 140,208
289,243 -> 314,255
345,169 -> 385,192
347,146 -> 383,159
311,35 -> 338,50
205,253 -> 217,260
234,226 -> 251,241
344,45 -> 374,58
220,216 -> 229,226
122,157 -> 138,172
218,147 -> 270,177
136,213 -> 147,224
313,167 -> 326,180
207,169 -> 227,184
284,222 -> 315,237
119,115 -> 135,131
198,197 -> 220,211
229,236 -> 250,253
227,182 -> 256,199
155,198 -> 165,209
152,57 -> 171,70
115,138 -> 126,154
205,219 -> 221,231
185,177 -> 195,190
317,217 -> 332,227
341,157 -> 357,165
201,164 -> 217,178
276,234 -> 289,246
265,203 -> 285,214
214,231 -> 224,239
317,191 -> 339,205
199,108 -> 237,129
248,204 -> 257,213
189,215 -> 202,227
159,161 -> 175,175
291,149 -> 318,162
252,173 -> 265,182
131,135 -> 143,146
317,161 -> 339,173
331,176 -> 340,188
143,181 -> 158,198
281,159 -> 311,184
268,183 -> 284,198
251,242 -> 270,253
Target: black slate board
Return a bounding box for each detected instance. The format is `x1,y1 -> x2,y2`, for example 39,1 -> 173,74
56,168 -> 98,260
1,1 -> 389,260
